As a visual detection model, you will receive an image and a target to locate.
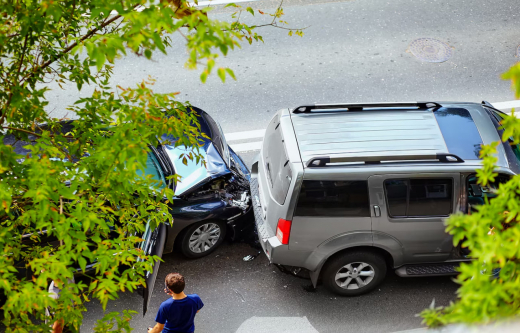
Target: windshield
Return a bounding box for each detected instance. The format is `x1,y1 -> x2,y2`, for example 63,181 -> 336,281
486,108 -> 520,174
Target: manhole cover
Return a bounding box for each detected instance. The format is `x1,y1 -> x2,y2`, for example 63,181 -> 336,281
409,38 -> 452,63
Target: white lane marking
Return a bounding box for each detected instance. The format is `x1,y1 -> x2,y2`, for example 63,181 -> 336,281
492,100 -> 520,110
236,316 -> 319,333
229,141 -> 262,153
225,129 -> 265,142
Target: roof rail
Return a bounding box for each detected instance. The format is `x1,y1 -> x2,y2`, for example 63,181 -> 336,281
292,102 -> 442,114
481,100 -> 502,111
306,153 -> 464,167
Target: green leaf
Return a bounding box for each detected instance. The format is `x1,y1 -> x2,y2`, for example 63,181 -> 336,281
200,70 -> 209,83
78,257 -> 87,273
225,68 -> 236,81
217,68 -> 226,82
0,2 -> 301,332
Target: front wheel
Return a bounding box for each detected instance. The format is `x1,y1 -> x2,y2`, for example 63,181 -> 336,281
322,251 -> 387,296
180,221 -> 226,259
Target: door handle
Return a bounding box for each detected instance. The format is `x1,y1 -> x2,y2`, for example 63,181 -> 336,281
373,205 -> 381,217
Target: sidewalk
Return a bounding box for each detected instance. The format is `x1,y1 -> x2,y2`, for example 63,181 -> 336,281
394,321 -> 520,333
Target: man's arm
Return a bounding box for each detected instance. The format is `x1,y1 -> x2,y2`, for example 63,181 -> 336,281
52,319 -> 64,333
148,323 -> 164,333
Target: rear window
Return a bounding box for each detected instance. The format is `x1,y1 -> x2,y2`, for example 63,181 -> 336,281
294,180 -> 370,217
263,115 -> 292,204
434,107 -> 483,160
384,178 -> 453,217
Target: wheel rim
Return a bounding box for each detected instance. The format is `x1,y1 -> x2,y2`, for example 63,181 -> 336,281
188,223 -> 221,254
334,262 -> 375,290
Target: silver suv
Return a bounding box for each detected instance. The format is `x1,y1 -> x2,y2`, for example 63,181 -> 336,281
250,101 -> 519,296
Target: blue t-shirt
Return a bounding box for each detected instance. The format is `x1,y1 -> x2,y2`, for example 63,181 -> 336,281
155,294 -> 204,333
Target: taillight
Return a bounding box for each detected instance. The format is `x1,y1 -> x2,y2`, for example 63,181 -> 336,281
276,218 -> 292,245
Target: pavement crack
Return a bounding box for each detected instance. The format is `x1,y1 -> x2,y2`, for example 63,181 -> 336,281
232,288 -> 246,302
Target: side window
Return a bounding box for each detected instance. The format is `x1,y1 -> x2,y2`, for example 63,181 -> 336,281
384,179 -> 453,217
294,180 -> 370,217
467,173 -> 510,212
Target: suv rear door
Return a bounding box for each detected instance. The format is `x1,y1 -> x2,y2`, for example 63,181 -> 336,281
289,179 -> 372,252
368,173 -> 460,264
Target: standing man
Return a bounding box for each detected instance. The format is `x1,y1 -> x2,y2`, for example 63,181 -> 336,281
148,273 -> 203,333
46,277 -> 78,333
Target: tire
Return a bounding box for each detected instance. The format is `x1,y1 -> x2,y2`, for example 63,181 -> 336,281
322,251 -> 387,296
180,221 -> 227,259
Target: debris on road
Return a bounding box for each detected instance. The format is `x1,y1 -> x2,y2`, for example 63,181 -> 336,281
242,251 -> 260,262
232,288 -> 246,303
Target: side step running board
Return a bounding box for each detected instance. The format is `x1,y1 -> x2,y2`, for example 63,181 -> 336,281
395,263 -> 461,277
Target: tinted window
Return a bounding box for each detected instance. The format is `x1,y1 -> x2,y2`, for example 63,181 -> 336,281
485,108 -> 520,174
434,107 -> 483,160
295,180 -> 370,217
385,180 -> 408,217
384,179 -> 453,217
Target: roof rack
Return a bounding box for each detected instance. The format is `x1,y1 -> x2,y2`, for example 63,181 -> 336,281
292,102 -> 442,114
481,100 -> 503,111
306,153 -> 464,167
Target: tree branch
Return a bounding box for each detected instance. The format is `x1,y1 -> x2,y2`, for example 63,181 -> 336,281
2,126 -> 74,139
22,14 -> 124,85
0,32 -> 30,126
64,0 -> 77,47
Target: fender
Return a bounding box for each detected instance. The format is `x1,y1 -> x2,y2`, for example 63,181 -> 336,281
372,231 -> 405,268
305,231 -> 404,287
163,199 -> 229,253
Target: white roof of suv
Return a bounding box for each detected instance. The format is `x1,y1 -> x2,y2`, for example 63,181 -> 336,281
291,109 -> 448,166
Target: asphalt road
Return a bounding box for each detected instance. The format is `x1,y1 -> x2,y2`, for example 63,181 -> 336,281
46,0 -> 520,135
81,242 -> 459,333
40,0 -> 520,331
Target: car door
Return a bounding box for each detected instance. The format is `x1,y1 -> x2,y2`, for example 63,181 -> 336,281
138,223 -> 167,315
368,173 -> 460,264
289,179 -> 373,253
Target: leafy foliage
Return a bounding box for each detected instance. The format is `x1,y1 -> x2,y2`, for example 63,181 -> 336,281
420,64 -> 520,326
0,0 -> 299,331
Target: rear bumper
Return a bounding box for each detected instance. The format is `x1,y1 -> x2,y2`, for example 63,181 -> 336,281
250,176 -> 292,264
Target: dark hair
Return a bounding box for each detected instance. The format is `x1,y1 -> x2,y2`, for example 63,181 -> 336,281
165,273 -> 185,294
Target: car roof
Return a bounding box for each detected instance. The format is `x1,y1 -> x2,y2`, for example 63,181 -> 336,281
288,102 -> 509,170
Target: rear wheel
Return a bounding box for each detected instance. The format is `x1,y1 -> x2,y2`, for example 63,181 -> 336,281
322,251 -> 387,296
180,221 -> 226,259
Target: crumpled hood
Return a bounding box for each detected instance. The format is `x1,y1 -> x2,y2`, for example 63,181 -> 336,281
163,142 -> 230,196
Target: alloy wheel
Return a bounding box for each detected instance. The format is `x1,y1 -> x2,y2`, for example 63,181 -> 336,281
334,262 -> 375,290
188,223 -> 221,253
